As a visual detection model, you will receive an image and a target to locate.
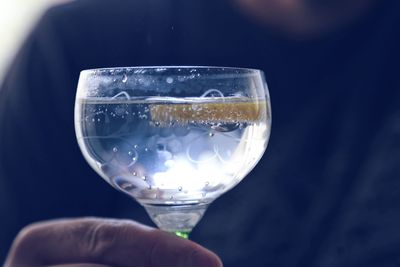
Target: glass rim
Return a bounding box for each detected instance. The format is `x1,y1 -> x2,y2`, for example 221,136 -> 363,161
80,65 -> 263,75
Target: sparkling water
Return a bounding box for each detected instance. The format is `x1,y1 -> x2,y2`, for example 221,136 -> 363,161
76,97 -> 270,205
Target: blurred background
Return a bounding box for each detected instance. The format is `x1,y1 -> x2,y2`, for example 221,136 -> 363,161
0,0 -> 70,82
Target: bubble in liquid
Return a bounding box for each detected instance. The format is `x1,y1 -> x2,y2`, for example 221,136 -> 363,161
167,140 -> 182,154
166,77 -> 174,84
121,182 -> 135,191
209,132 -> 215,137
113,147 -> 118,153
142,176 -> 147,181
122,74 -> 128,83
211,122 -> 240,132
132,171 -> 137,176
115,105 -> 127,116
178,186 -> 183,191
144,148 -> 149,152
205,181 -> 210,186
191,104 -> 200,111
134,145 -> 139,149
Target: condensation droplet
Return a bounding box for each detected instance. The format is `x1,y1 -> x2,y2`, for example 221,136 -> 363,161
205,181 -> 210,186
122,74 -> 128,83
113,147 -> 118,153
132,171 -> 137,176
178,186 -> 183,191
134,145 -> 139,149
128,151 -> 133,156
170,196 -> 174,200
144,148 -> 149,152
209,132 -> 215,137
166,77 -> 174,84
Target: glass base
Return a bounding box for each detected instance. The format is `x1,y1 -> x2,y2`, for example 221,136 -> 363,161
143,203 -> 209,233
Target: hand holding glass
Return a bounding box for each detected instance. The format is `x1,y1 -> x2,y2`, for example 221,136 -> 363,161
75,66 -> 271,238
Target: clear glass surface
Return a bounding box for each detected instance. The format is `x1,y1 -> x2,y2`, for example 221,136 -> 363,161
74,66 -> 271,235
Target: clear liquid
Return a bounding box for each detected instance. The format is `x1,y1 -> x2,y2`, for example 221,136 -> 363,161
75,97 -> 270,206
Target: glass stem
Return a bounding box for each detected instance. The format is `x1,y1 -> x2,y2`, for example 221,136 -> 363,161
173,231 -> 190,239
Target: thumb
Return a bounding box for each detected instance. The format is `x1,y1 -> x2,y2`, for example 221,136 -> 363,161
5,218 -> 223,267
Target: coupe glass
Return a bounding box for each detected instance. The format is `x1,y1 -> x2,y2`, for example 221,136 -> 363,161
75,66 -> 271,238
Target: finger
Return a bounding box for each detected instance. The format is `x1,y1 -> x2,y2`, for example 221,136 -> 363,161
5,218 -> 223,267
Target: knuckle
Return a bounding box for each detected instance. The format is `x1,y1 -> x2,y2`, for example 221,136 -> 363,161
79,221 -> 120,259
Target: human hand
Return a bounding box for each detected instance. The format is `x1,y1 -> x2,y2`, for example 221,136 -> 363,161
4,218 -> 222,267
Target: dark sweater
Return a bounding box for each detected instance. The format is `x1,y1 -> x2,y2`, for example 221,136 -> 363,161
1,0 -> 400,265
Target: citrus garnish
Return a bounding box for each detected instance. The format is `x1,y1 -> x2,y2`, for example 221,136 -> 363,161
149,99 -> 266,126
